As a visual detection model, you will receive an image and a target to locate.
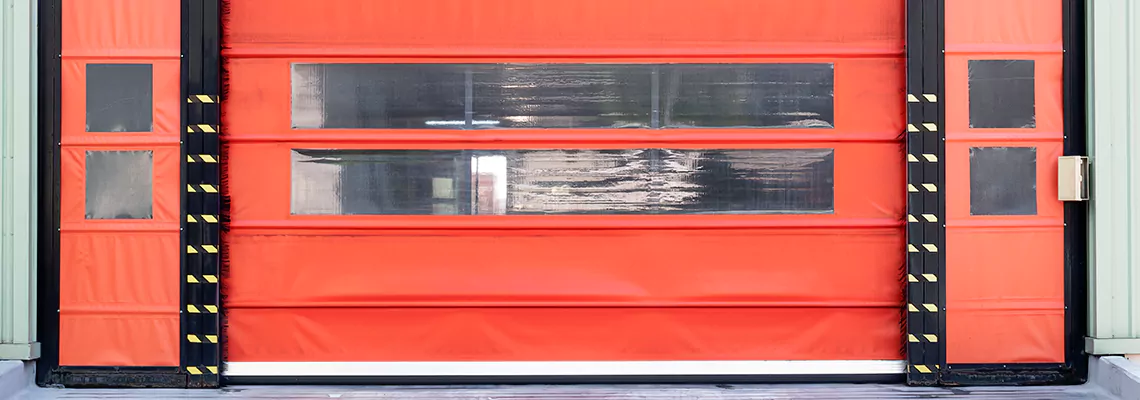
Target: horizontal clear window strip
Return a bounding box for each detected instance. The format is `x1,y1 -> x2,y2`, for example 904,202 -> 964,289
291,64 -> 468,129
291,149 -> 834,215
661,64 -> 835,128
290,63 -> 835,130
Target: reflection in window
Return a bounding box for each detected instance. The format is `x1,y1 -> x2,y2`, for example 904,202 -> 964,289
969,60 -> 1035,129
290,63 -> 835,130
86,150 -> 153,219
291,149 -> 834,215
970,147 -> 1037,215
471,64 -> 654,128
291,64 -> 467,129
661,64 -> 835,128
86,64 -> 153,132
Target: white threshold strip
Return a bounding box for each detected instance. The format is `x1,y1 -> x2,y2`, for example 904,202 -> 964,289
224,360 -> 905,377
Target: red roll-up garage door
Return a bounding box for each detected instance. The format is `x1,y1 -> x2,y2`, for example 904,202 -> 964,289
220,0 -> 906,378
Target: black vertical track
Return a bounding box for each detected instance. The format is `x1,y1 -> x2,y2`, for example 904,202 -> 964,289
904,0 -> 945,386
36,0 -> 62,386
182,0 -> 223,388
1061,0 -> 1089,384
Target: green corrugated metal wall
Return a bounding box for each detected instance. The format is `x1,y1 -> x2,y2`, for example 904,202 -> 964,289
0,0 -> 39,360
1086,0 -> 1140,356
1080,0 -> 1140,357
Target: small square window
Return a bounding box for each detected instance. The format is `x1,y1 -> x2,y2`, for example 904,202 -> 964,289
86,64 -> 153,132
969,60 -> 1035,129
86,150 -> 153,219
970,147 -> 1036,216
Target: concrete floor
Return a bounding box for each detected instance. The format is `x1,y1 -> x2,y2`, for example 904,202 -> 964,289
12,383 -> 1120,400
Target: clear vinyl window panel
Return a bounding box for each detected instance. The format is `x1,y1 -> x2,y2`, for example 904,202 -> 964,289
291,63 -> 834,130
86,64 -> 153,132
291,149 -> 834,215
969,147 -> 1037,216
968,60 -> 1035,129
660,64 -> 834,128
85,150 -> 153,219
292,64 -> 468,129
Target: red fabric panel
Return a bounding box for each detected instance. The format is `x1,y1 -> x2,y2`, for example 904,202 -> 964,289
223,0 -> 904,57
945,0 -> 1063,52
944,0 -> 1066,364
59,0 -> 181,366
226,228 -> 903,309
227,308 -> 903,362
62,0 -> 181,58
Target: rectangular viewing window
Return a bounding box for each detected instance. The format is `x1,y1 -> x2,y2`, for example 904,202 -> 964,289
290,63 -> 835,130
969,60 -> 1035,129
291,64 -> 468,129
661,64 -> 835,128
86,64 -> 153,132
86,150 -> 153,219
291,149 -> 834,215
970,147 -> 1037,216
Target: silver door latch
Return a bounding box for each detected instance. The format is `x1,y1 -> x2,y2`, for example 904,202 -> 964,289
1058,156 -> 1089,201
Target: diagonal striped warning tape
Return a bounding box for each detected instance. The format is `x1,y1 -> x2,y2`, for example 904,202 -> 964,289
187,304 -> 219,314
186,366 -> 220,375
187,245 -> 219,254
187,154 -> 218,163
187,334 -> 219,344
907,94 -> 938,103
187,184 -> 218,193
187,214 -> 219,223
187,95 -> 219,104
187,124 -> 218,133
186,274 -> 219,284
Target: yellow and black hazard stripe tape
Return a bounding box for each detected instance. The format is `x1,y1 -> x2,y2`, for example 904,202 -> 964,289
908,303 -> 939,313
907,153 -> 938,163
907,214 -> 939,223
186,274 -> 219,284
187,124 -> 219,134
907,244 -> 939,253
907,183 -> 938,193
907,273 -> 939,283
186,366 -> 219,375
187,154 -> 218,163
187,184 -> 218,193
187,334 -> 219,344
907,93 -> 938,103
908,334 -> 940,343
186,245 -> 219,254
906,123 -> 939,133
908,365 -> 939,374
186,304 -> 219,314
187,214 -> 219,223
187,95 -> 219,104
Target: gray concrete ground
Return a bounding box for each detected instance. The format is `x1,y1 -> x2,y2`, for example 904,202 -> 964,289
11,383 -> 1119,400
5,358 -> 1137,400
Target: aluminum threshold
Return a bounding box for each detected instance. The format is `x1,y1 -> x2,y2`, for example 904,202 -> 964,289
224,360 -> 905,377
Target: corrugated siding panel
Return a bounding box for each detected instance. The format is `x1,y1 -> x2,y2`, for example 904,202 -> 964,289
1088,0 -> 1140,353
0,0 -> 39,360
